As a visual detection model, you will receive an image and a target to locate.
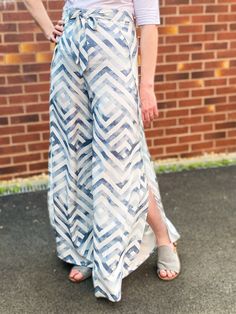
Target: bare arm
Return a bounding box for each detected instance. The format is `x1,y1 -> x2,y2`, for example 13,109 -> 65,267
139,24 -> 159,126
139,25 -> 158,88
23,0 -> 59,42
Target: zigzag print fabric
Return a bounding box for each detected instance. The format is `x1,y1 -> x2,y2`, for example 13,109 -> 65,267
48,7 -> 181,302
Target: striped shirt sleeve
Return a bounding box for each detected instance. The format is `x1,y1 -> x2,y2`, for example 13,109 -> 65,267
133,0 -> 161,26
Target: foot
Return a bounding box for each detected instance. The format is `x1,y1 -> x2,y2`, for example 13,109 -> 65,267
157,241 -> 180,280
69,265 -> 92,282
69,268 -> 84,282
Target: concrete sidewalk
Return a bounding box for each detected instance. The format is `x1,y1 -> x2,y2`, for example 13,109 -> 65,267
0,166 -> 235,314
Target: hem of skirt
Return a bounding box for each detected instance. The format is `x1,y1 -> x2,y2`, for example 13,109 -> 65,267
55,249 -> 94,268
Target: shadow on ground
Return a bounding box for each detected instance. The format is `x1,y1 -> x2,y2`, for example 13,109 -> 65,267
0,166 -> 235,314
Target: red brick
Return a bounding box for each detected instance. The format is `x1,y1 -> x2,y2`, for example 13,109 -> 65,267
0,144 -> 26,155
24,83 -> 49,93
191,141 -> 214,151
179,116 -> 202,124
192,88 -> 214,97
154,137 -> 177,146
0,23 -> 17,32
28,142 -> 49,152
166,109 -> 189,118
216,104 -> 236,112
0,86 -> 22,95
9,94 -> 38,104
215,139 -> 236,147
0,157 -> 12,166
26,103 -> 49,113
206,5 -> 228,13
4,33 -> 34,42
0,126 -> 25,135
166,144 -> 189,153
179,25 -> 203,33
7,74 -> 37,85
29,161 -> 48,171
204,97 -> 227,105
203,114 -> 226,122
215,121 -> 236,130
166,90 -> 189,99
0,106 -> 24,116
191,124 -> 213,133
204,132 -> 226,140
179,5 -> 203,14
166,126 -> 188,135
179,134 -> 201,143
27,123 -> 49,132
0,65 -> 20,74
13,153 -> 41,164
179,98 -> 202,107
10,114 -> 39,124
0,165 -> 28,175
205,78 -> 227,87
192,33 -> 214,42
191,71 -> 214,79
192,52 -> 215,60
12,134 -> 40,143
149,147 -> 164,157
0,137 -> 10,145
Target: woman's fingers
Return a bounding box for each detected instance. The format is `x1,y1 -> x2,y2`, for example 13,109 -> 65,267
53,29 -> 63,36
153,105 -> 159,117
142,107 -> 156,123
55,24 -> 64,32
142,110 -> 151,128
149,110 -> 154,120
51,20 -> 65,40
57,19 -> 65,26
49,33 -> 57,43
48,20 -> 65,43
142,107 -> 160,127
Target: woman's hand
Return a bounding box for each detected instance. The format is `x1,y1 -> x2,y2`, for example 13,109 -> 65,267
48,20 -> 65,43
139,82 -> 159,127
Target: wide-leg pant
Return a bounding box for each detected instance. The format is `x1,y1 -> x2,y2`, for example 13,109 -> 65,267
48,7 -> 181,302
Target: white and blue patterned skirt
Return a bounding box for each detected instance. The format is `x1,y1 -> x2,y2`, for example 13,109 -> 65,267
48,7 -> 181,302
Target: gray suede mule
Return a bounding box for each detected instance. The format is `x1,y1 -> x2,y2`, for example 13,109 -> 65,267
157,242 -> 181,281
69,265 -> 92,282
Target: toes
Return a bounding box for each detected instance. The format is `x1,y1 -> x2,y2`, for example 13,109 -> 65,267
159,270 -> 167,277
171,270 -> 177,277
166,270 -> 173,278
69,269 -> 84,281
69,269 -> 78,278
159,269 -> 178,279
73,272 -> 84,281
70,269 -> 76,275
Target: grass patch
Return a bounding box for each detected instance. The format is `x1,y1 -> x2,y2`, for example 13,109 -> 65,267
0,153 -> 236,196
0,173 -> 48,197
154,157 -> 236,173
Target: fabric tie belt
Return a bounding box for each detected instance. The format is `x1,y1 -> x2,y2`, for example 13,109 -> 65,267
66,10 -> 99,75
62,8 -> 134,76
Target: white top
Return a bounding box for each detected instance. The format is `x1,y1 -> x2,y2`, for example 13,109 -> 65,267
64,0 -> 161,26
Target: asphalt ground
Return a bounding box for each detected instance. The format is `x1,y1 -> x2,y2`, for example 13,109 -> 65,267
0,165 -> 235,314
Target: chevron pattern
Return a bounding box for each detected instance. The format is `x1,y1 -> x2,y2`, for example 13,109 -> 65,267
47,7 -> 181,302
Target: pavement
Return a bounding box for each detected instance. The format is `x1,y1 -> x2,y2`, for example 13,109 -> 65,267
0,165 -> 235,314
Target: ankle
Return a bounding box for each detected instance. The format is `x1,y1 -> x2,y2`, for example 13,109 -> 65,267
156,238 -> 172,248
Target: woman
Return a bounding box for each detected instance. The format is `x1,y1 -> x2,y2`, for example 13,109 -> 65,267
24,0 -> 181,302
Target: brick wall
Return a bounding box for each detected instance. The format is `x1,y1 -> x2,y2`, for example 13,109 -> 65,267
0,0 -> 236,180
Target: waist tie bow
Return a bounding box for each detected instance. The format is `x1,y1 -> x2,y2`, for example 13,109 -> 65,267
69,10 -> 98,75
